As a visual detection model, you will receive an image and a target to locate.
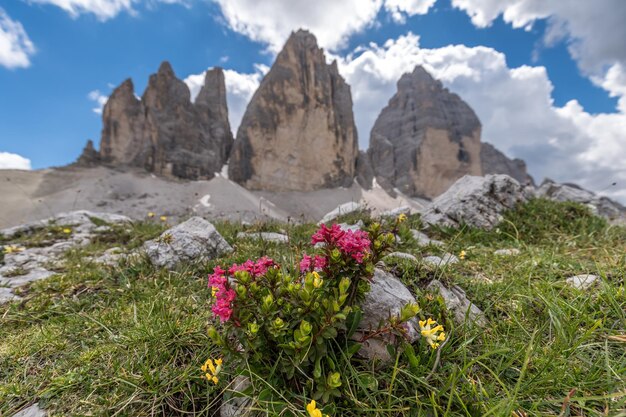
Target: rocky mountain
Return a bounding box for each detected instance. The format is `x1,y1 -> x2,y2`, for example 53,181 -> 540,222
480,142 -> 534,185
228,29 -> 358,191
368,66 -> 482,199
81,62 -> 233,180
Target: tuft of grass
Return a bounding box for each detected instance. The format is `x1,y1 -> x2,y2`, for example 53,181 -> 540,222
1,199 -> 625,416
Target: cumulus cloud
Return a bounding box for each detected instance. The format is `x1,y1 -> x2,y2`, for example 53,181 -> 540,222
212,0 -> 437,53
88,89 -> 108,114
334,33 -> 626,202
0,152 -> 32,170
184,64 -> 268,133
26,0 -> 188,21
0,8 -> 36,69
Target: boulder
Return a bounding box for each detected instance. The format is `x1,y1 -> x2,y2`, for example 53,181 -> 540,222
410,230 -> 443,247
537,179 -> 626,221
356,268 -> 420,361
143,217 -> 232,269
421,174 -> 530,230
355,151 -> 374,189
422,253 -> 458,267
318,201 -> 363,224
220,376 -> 253,417
228,30 -> 358,191
427,280 -> 487,327
236,231 -> 289,243
480,142 -> 534,186
369,66 -> 482,199
98,63 -> 233,180
385,252 -> 418,263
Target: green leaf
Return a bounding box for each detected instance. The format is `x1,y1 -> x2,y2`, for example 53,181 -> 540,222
346,310 -> 363,339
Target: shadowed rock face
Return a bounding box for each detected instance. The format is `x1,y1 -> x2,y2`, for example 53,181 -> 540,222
480,142 -> 534,186
98,62 -> 233,180
228,29 -> 358,191
369,66 -> 482,199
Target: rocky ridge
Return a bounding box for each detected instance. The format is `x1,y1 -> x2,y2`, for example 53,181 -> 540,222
79,62 -> 233,180
228,29 -> 358,191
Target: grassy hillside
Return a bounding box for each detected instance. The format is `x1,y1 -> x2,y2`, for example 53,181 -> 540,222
1,199 -> 625,416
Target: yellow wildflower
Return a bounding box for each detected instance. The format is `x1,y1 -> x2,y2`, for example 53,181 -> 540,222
62,228 -> 72,234
160,216 -> 167,222
211,286 -> 219,297
306,400 -> 330,417
397,213 -> 407,223
419,318 -> 446,349
312,271 -> 323,288
201,358 -> 222,385
459,250 -> 466,260
3,245 -> 25,254
147,212 -> 155,218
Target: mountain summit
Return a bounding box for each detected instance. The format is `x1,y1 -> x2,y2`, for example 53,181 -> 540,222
228,29 -> 359,191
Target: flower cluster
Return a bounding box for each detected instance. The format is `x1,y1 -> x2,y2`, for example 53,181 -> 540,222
201,357 -> 222,384
208,267 -> 236,322
419,318 -> 446,349
311,224 -> 371,263
299,254 -> 327,273
228,256 -> 277,277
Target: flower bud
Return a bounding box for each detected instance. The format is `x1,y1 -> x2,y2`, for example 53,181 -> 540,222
327,372 -> 342,388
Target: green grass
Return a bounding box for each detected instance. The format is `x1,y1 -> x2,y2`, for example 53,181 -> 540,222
1,199 -> 625,416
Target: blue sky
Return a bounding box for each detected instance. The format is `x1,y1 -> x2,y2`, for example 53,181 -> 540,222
0,0 -> 625,202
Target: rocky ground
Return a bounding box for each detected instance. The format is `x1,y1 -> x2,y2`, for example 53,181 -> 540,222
0,166 -> 426,229
1,176 -> 624,416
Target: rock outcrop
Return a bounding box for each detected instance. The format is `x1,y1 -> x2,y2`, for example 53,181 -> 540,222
75,139 -> 101,167
481,142 -> 534,186
537,179 -> 626,221
421,174 -> 530,230
369,66 -> 482,199
228,30 -> 358,191
96,62 -> 233,180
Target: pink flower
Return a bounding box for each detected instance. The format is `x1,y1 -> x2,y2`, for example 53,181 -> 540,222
310,224 -> 371,264
300,254 -> 328,273
229,257 -> 277,277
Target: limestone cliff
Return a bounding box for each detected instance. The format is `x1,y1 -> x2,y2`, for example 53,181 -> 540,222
369,66 -> 482,199
97,62 -> 233,180
228,30 -> 358,191
480,142 -> 534,185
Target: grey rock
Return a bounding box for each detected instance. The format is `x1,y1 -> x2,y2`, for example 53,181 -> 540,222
143,217 -> 232,269
357,268 -> 419,361
422,253 -> 458,267
0,286 -> 21,304
493,248 -> 520,256
565,274 -> 599,290
480,142 -> 534,186
75,139 -> 101,167
220,376 -> 253,417
236,231 -> 289,243
410,229 -> 443,247
92,247 -> 130,266
427,280 -> 487,326
318,201 -> 362,224
385,252 -> 418,262
537,179 -> 626,221
11,403 -> 47,417
421,174 -> 530,230
369,66 -> 482,199
380,206 -> 412,218
98,63 -> 233,180
338,220 -> 364,232
229,30 -> 358,191
355,150 -> 374,189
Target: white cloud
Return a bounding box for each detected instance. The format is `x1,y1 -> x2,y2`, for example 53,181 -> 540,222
211,0 -> 437,53
184,64 -> 268,133
88,89 -> 108,114
384,0 -> 437,23
335,33 -> 626,202
0,152 -> 32,170
27,0 -> 136,21
26,0 -> 188,21
0,8 -> 36,69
